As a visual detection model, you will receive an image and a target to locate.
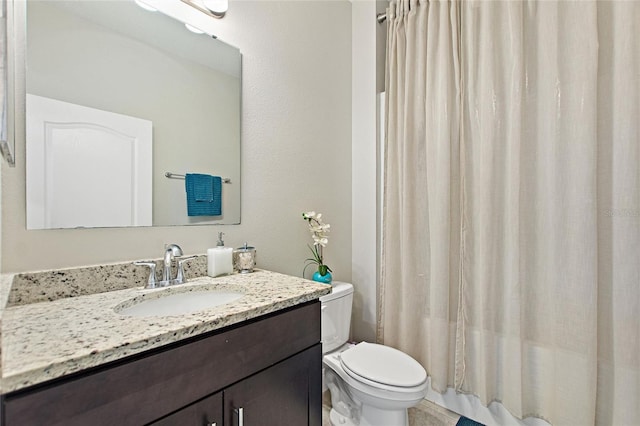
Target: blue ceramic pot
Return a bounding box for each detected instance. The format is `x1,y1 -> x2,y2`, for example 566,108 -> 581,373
312,270 -> 333,284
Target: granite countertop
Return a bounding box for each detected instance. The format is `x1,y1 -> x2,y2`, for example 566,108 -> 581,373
1,269 -> 331,393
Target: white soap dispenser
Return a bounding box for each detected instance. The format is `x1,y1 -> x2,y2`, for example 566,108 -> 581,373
207,232 -> 234,277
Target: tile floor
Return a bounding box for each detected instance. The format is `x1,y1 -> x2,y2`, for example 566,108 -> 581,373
322,390 -> 333,426
322,403 -> 332,426
408,399 -> 460,426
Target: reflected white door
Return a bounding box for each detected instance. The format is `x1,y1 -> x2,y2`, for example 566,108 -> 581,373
26,94 -> 153,229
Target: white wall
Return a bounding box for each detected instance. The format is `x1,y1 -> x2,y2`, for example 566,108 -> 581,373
351,0 -> 378,342
349,0 -> 387,342
1,1 -> 352,280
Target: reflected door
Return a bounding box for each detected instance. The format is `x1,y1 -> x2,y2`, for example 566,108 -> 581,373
26,94 -> 153,229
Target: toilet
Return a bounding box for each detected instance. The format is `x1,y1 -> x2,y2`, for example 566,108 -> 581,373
320,282 -> 428,426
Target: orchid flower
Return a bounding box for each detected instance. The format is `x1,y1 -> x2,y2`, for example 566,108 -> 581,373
302,211 -> 332,277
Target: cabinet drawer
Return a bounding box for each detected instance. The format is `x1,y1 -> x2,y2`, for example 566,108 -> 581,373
3,301 -> 320,426
150,392 -> 222,426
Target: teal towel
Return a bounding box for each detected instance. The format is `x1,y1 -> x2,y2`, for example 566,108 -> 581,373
194,174 -> 214,202
185,173 -> 222,216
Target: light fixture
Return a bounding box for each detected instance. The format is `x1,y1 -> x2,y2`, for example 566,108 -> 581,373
181,0 -> 228,19
134,0 -> 157,12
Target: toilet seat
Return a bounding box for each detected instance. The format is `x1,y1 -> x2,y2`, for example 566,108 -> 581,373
324,350 -> 428,400
339,342 -> 427,388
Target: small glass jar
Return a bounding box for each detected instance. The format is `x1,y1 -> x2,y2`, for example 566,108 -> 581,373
233,243 -> 256,273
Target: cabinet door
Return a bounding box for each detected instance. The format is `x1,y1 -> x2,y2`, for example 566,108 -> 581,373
150,391 -> 222,426
224,344 -> 322,426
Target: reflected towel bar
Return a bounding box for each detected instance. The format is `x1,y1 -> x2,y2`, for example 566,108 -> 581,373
165,172 -> 231,183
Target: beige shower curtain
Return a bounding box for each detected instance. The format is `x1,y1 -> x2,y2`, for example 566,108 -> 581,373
379,1 -> 639,425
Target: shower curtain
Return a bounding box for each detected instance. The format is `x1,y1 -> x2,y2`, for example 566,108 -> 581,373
379,1 -> 639,425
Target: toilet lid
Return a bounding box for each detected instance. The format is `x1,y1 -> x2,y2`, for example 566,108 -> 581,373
339,342 -> 427,387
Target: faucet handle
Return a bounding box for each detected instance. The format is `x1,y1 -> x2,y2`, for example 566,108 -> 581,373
176,255 -> 198,284
133,261 -> 158,289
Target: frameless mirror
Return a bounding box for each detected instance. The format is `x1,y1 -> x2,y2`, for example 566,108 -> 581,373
21,0 -> 241,229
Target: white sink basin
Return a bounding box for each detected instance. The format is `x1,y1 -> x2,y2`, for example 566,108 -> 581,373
117,290 -> 244,317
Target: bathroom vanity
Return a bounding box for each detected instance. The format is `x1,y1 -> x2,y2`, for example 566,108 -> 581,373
0,268 -> 330,425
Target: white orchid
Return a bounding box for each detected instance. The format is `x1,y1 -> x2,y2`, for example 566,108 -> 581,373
302,211 -> 332,277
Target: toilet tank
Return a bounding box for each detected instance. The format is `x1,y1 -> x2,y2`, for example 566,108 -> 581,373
319,281 -> 354,354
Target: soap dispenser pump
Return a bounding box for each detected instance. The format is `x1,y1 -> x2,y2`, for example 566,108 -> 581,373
207,232 -> 234,277
216,232 -> 225,247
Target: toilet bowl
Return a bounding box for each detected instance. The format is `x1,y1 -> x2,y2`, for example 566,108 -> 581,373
321,282 -> 428,426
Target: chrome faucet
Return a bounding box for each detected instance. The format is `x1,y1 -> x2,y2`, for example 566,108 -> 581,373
134,244 -> 197,289
163,243 -> 183,282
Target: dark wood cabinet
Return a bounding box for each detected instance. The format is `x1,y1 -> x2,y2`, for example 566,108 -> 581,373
151,392 -> 222,426
224,344 -> 322,426
2,301 -> 321,426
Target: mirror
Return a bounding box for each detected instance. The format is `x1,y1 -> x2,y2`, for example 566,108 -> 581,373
22,0 -> 241,229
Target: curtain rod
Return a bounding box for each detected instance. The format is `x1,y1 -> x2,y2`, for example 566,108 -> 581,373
377,12 -> 387,23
